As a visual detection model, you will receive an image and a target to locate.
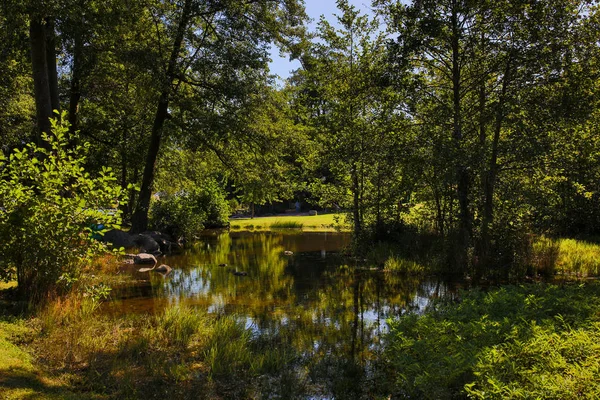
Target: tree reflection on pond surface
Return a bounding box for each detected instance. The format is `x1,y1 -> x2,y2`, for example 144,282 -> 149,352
105,232 -> 455,397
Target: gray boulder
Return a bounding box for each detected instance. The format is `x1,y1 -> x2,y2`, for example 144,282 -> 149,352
140,231 -> 176,253
102,229 -> 135,248
132,234 -> 161,255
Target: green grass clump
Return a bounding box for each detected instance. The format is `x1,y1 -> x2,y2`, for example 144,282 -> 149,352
202,316 -> 252,379
156,305 -> 205,348
384,257 -> 425,274
555,238 -> 600,277
384,283 -> 600,399
530,236 -> 600,277
270,221 -> 304,229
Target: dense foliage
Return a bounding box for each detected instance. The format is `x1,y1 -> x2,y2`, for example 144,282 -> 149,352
385,283 -> 600,399
0,115 -> 123,299
149,182 -> 230,241
1,0 -> 600,282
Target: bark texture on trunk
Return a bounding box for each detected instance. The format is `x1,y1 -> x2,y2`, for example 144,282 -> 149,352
30,17 -> 53,142
130,0 -> 193,233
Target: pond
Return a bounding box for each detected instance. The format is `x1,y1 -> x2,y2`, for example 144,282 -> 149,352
105,231 -> 457,398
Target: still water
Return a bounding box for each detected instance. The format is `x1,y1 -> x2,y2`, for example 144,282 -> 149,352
106,231 -> 454,397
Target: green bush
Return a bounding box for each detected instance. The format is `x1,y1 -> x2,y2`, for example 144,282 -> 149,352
385,284 -> 600,399
270,221 -> 304,229
0,113 -> 124,300
149,181 -> 229,241
149,192 -> 205,241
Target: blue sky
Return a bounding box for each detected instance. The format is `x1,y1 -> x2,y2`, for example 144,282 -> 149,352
268,0 -> 375,80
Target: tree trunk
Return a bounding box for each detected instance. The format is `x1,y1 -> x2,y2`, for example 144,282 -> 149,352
30,17 -> 52,143
45,18 -> 60,113
480,54 -> 512,266
352,165 -> 362,237
68,35 -> 83,135
130,0 -> 193,233
450,1 -> 470,270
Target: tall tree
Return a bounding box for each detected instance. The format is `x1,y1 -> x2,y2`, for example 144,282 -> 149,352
294,0 -> 409,239
129,0 -> 307,232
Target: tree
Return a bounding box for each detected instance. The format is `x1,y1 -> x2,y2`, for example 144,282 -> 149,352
378,0 -> 598,274
294,0 -> 410,239
129,0 -> 307,232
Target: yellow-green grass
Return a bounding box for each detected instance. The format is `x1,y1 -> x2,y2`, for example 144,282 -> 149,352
229,213 -> 349,232
0,317 -> 96,399
532,236 -> 600,278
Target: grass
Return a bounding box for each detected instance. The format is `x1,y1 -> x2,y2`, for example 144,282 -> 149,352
0,288 -> 302,399
0,315 -> 95,399
530,236 -> 600,277
270,221 -> 304,229
384,283 -> 600,399
229,213 -> 348,232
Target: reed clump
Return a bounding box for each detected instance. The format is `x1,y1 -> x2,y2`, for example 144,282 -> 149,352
530,236 -> 600,277
270,221 -> 304,229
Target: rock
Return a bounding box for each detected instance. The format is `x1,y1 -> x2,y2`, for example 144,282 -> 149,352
154,264 -> 172,274
232,271 -> 248,276
134,253 -> 157,265
140,231 -> 176,253
218,263 -> 228,267
101,229 -> 135,248
132,234 -> 161,255
284,251 -> 293,256
309,210 -> 318,216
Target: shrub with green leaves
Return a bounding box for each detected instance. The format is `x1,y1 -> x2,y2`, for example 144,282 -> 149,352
385,284 -> 600,399
0,113 -> 124,300
149,181 -> 229,240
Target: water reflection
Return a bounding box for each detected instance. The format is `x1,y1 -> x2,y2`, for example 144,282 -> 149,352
106,232 -> 453,397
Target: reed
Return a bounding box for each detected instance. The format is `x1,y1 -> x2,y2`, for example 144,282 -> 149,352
530,236 -> 600,277
270,221 -> 304,229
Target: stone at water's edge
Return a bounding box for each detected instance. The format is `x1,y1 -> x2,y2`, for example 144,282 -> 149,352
102,229 -> 135,248
309,210 -> 318,216
140,231 -> 176,253
155,264 -> 172,273
132,234 -> 161,255
134,253 -> 157,265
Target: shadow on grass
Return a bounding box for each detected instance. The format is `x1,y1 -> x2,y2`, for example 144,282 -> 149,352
0,366 -> 101,400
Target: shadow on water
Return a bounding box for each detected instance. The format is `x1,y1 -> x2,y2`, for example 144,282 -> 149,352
105,231 -> 457,398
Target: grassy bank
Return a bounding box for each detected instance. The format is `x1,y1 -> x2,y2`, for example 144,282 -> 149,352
384,282 -> 600,399
0,299 -> 301,399
229,213 -> 348,232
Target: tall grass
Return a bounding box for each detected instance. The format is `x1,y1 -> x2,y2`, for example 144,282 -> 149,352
365,241 -> 439,274
202,316 -> 252,379
26,298 -> 302,398
530,236 -> 600,277
384,257 -> 426,274
270,221 -> 304,229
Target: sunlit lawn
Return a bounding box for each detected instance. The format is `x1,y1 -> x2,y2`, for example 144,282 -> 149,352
229,213 -> 349,232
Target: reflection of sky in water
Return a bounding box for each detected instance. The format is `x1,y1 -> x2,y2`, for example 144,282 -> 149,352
107,232 -> 456,396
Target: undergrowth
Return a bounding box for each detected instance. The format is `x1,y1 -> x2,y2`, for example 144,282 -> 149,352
384,283 -> 600,399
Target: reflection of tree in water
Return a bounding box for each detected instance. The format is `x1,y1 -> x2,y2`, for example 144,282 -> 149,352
156,233 -> 296,313
111,233 -> 450,398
